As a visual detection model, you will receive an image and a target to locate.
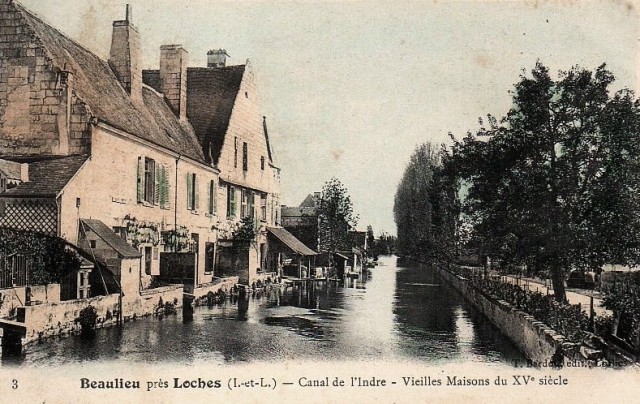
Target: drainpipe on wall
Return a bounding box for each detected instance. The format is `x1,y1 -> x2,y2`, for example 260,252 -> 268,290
174,154 -> 180,252
55,194 -> 62,238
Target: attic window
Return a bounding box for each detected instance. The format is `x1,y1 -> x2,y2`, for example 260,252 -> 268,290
59,71 -> 69,86
261,156 -> 265,170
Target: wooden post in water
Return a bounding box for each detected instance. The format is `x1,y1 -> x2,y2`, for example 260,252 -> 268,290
590,296 -> 595,332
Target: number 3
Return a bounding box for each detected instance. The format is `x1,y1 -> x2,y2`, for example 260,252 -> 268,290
11,379 -> 18,389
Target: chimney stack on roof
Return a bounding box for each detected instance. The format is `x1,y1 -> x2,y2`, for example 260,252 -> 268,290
207,49 -> 229,68
159,45 -> 188,121
20,163 -> 29,183
109,4 -> 142,103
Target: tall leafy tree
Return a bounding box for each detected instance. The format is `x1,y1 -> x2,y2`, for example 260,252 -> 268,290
450,62 -> 640,302
366,225 -> 376,256
317,178 -> 359,257
394,142 -> 459,260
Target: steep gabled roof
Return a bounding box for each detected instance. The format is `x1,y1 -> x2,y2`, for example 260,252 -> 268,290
185,66 -> 246,165
0,160 -> 22,181
299,194 -> 318,208
80,219 -> 141,259
267,227 -> 317,256
15,3 -> 205,162
0,155 -> 88,197
143,65 -> 246,165
281,206 -> 317,219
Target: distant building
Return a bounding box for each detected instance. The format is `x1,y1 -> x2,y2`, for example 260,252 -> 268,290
282,193 -> 320,253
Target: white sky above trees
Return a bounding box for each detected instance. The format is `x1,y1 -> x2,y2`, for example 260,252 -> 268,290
21,0 -> 638,236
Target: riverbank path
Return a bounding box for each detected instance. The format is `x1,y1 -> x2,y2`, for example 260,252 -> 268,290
502,275 -> 612,317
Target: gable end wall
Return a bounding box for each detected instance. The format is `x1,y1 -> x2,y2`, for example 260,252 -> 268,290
0,2 -> 92,157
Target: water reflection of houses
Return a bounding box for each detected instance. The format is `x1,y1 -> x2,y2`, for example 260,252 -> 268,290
0,1 -> 310,347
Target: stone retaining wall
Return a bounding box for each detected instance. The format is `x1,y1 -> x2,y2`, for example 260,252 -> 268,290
436,266 -> 562,362
6,284 -> 184,346
19,294 -> 120,344
192,277 -> 238,298
123,284 -> 184,319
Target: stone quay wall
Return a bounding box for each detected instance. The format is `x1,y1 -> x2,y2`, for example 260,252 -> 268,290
436,266 -> 563,363
4,283 -> 184,346
191,276 -> 239,305
19,293 -> 120,344
129,284 -> 184,317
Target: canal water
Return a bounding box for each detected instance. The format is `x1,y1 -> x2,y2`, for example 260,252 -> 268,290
3,256 -> 525,366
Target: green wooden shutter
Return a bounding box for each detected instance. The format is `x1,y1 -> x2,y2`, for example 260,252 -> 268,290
186,172 -> 193,210
213,181 -> 217,214
230,186 -> 236,217
152,159 -> 159,205
157,164 -> 169,208
164,165 -> 171,209
194,174 -> 200,210
248,191 -> 255,218
137,157 -> 144,203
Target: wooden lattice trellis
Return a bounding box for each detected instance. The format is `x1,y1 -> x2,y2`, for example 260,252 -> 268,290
0,199 -> 57,236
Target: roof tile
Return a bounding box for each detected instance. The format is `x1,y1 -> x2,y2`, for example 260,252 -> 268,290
16,3 -> 205,162
1,155 -> 88,197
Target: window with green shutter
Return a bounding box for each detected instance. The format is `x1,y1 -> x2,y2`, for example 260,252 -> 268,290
247,190 -> 255,218
137,157 -> 144,203
240,189 -> 247,218
138,156 -> 159,205
208,180 -> 216,215
260,193 -> 267,222
187,172 -> 198,211
227,185 -> 236,218
144,157 -> 156,204
157,164 -> 170,209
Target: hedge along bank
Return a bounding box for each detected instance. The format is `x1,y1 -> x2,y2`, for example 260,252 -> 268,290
436,264 -> 632,367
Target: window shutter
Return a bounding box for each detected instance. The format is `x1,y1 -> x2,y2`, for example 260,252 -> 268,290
208,181 -> 214,215
230,186 -> 236,217
186,172 -> 193,210
194,175 -> 200,210
153,160 -> 159,205
156,165 -> 165,208
213,181 -> 217,214
248,191 -> 255,218
137,157 -> 144,203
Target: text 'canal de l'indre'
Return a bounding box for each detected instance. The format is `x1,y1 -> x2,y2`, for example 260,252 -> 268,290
79,374 -> 569,391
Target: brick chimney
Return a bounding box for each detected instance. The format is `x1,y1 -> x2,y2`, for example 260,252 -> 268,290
109,5 -> 142,103
159,45 -> 188,121
20,163 -> 29,182
207,49 -> 229,68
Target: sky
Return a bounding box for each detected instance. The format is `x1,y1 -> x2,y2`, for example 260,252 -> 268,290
19,0 -> 639,236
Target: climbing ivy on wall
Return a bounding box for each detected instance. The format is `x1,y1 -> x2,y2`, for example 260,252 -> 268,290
0,227 -> 81,285
122,215 -> 161,248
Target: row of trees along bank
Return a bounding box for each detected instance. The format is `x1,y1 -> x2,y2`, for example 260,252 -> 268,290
395,62 -> 640,304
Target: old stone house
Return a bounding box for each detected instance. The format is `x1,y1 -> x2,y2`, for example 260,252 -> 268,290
142,45 -> 306,285
0,1 -> 228,306
0,0 -> 309,301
